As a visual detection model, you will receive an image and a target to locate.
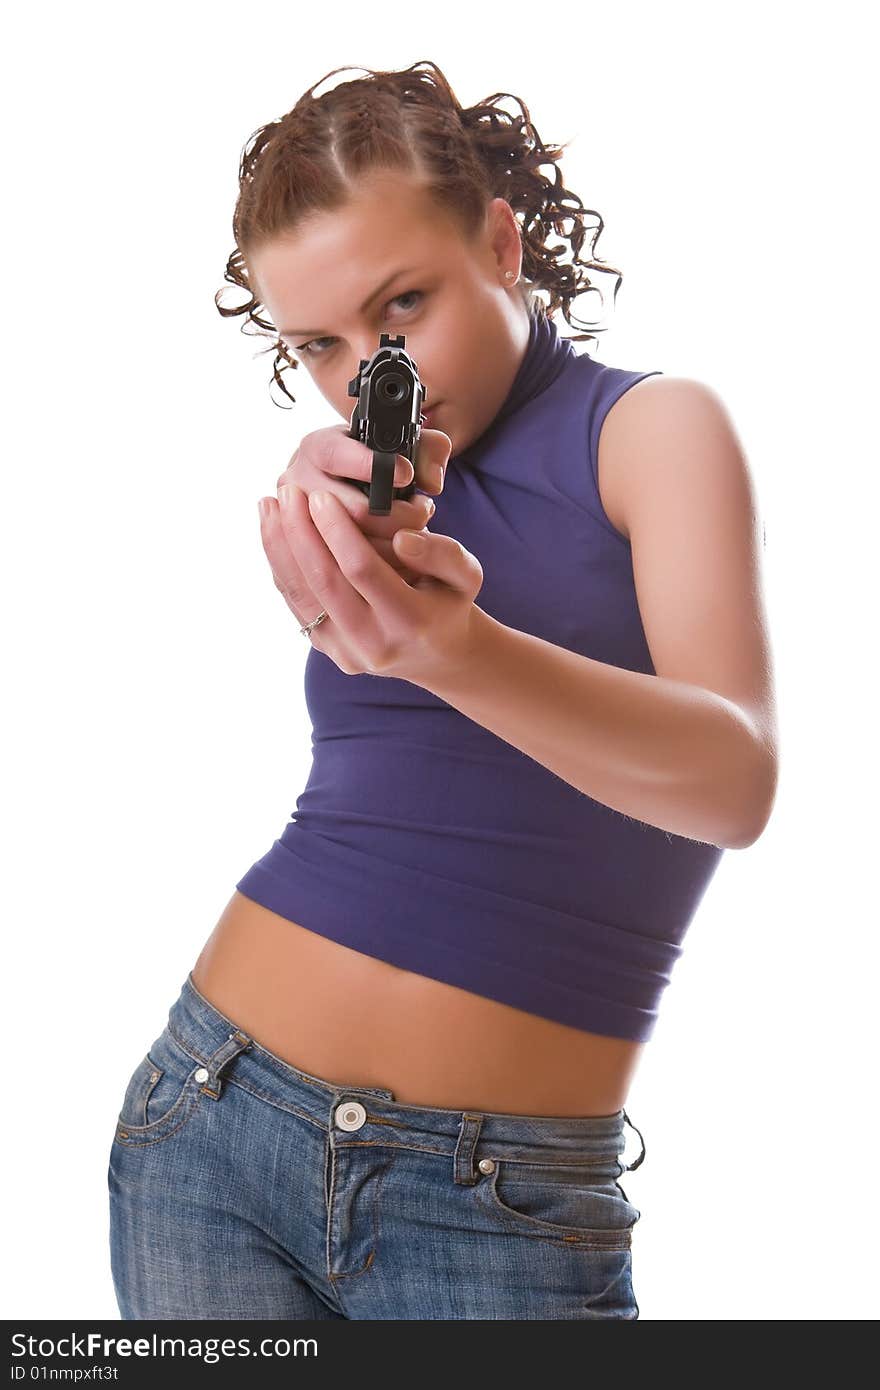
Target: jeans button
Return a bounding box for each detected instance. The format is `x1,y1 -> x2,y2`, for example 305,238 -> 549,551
478,1158 -> 496,1174
194,1067 -> 209,1083
334,1100 -> 367,1132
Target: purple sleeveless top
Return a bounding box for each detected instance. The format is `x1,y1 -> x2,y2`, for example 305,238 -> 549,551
235,310 -> 724,1042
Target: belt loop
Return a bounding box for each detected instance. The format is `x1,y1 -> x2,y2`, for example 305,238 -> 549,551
198,1028 -> 254,1101
621,1108 -> 646,1171
453,1113 -> 484,1185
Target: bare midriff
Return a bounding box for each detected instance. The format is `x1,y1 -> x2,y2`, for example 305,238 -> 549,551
189,889 -> 646,1118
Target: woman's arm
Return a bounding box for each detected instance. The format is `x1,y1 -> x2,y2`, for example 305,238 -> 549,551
420,378 -> 779,851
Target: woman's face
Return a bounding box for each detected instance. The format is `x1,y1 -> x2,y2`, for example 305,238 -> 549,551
246,170 -> 531,455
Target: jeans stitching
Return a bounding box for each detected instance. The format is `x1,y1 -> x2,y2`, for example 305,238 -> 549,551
114,1087 -> 204,1148
328,1160 -> 389,1284
479,1161 -> 635,1249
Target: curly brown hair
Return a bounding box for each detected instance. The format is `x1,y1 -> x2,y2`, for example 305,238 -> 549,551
215,59 -> 624,408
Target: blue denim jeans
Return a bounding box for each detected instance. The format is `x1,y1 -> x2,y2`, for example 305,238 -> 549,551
108,971 -> 646,1320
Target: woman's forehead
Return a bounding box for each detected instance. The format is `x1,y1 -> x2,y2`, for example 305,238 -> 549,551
250,210 -> 472,324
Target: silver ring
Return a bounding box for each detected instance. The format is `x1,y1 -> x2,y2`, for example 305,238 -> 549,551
299,609 -> 329,638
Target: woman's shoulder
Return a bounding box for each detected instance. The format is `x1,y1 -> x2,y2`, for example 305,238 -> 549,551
596,373 -> 739,541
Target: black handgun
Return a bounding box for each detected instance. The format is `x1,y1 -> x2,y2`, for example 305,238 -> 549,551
342,331 -> 427,516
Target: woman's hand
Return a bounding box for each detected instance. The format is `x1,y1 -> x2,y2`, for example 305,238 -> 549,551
257,484 -> 484,688
273,421 -> 449,577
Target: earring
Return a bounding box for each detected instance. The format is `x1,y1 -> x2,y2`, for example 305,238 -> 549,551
504,270 -> 515,281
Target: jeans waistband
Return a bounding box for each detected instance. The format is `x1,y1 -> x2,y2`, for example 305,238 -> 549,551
169,971 -> 646,1181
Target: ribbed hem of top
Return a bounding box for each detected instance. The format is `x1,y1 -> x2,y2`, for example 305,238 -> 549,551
235,827 -> 677,1044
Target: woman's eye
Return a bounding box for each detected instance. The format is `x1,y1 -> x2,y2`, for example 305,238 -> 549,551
295,335 -> 335,358
295,290 -> 425,359
391,289 -> 423,314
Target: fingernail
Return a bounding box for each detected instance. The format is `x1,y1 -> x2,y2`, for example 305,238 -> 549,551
309,491 -> 329,514
258,498 -> 271,522
429,463 -> 444,490
278,484 -> 293,507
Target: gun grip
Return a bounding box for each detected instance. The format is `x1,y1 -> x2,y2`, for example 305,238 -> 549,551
366,451 -> 398,516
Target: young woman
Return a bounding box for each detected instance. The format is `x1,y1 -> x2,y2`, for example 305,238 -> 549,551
107,60 -> 778,1321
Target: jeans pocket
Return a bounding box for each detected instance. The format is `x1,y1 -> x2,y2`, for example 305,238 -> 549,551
114,1024 -> 205,1147
479,1157 -> 640,1248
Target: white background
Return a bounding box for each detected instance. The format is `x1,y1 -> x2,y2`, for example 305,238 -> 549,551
3,0 -> 876,1322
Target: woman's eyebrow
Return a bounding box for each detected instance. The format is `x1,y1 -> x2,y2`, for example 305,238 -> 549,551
278,265 -> 420,337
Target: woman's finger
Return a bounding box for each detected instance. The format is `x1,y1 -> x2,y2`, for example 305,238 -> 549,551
274,486 -> 373,639
275,468 -> 435,540
303,490 -> 419,626
413,426 -> 452,495
258,494 -> 318,621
